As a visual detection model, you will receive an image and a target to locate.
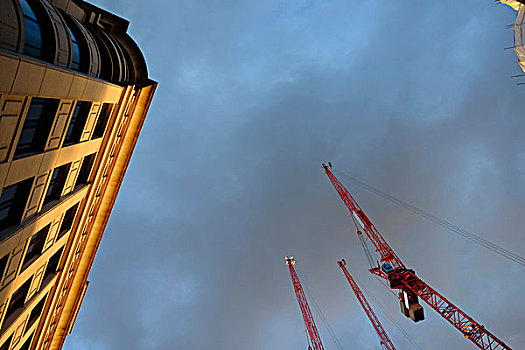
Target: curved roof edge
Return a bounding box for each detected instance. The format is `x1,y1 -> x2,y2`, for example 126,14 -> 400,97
0,0 -> 153,86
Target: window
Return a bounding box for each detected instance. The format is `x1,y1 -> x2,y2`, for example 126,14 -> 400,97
0,178 -> 33,231
0,254 -> 9,282
20,0 -> 42,58
75,154 -> 96,187
92,103 -> 112,139
60,10 -> 89,74
43,247 -> 63,282
92,32 -> 113,81
22,225 -> 49,269
57,203 -> 78,239
4,278 -> 32,322
27,295 -> 47,329
64,101 -> 91,146
68,27 -> 81,70
19,332 -> 33,350
14,98 -> 59,159
0,334 -> 12,350
43,164 -> 70,205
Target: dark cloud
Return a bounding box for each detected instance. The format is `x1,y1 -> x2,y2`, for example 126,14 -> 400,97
66,1 -> 524,349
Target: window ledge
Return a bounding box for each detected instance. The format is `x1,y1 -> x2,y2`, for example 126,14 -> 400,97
0,225 -> 23,245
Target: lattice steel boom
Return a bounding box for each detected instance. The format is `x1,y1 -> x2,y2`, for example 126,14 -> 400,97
285,256 -> 324,350
338,259 -> 396,350
323,163 -> 511,350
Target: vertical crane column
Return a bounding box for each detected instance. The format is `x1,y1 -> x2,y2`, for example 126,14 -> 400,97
285,256 -> 325,350
337,259 -> 396,350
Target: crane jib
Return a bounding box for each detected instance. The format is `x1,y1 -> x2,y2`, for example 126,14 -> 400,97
322,163 -> 512,350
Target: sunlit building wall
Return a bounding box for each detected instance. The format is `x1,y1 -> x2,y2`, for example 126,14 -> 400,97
501,0 -> 525,73
0,0 -> 156,349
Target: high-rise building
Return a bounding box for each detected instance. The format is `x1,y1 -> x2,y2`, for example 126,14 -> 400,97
501,0 -> 525,73
0,1 -> 156,349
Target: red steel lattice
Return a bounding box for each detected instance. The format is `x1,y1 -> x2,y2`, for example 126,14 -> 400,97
338,259 -> 396,350
286,256 -> 324,350
323,163 -> 512,350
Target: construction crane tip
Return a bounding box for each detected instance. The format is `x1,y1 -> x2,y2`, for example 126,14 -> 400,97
321,162 -> 333,171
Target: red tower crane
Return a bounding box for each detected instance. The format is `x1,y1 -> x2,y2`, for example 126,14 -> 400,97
285,256 -> 325,350
322,163 -> 511,350
337,258 -> 396,350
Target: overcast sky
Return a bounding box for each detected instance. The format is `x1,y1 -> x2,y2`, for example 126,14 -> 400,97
65,1 -> 525,349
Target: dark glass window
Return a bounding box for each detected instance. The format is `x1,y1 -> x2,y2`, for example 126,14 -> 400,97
60,10 -> 89,73
0,178 -> 33,231
0,254 -> 9,282
92,32 -> 112,81
20,0 -> 42,58
27,295 -> 46,328
57,203 -> 78,239
22,225 -> 49,269
0,334 -> 12,350
75,154 -> 96,187
43,247 -> 63,281
5,278 -> 32,322
19,332 -> 33,350
92,103 -> 111,139
64,101 -> 91,146
68,27 -> 81,70
43,164 -> 70,205
15,98 -> 59,159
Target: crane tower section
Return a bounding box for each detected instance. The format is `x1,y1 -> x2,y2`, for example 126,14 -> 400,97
285,256 -> 325,350
338,259 -> 396,350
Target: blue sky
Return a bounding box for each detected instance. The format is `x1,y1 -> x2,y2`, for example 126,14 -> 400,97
65,1 -> 524,349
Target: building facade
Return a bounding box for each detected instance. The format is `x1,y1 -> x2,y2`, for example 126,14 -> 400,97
0,0 -> 156,349
501,0 -> 525,73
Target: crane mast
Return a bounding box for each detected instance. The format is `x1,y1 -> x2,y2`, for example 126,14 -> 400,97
285,256 -> 325,350
322,163 -> 511,350
337,259 -> 396,350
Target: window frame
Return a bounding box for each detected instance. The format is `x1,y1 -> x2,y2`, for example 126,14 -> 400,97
91,103 -> 112,139
21,224 -> 50,270
18,331 -> 34,350
42,247 -> 63,283
4,278 -> 32,324
27,294 -> 47,329
0,334 -> 12,350
14,97 -> 59,159
43,163 -> 71,206
20,0 -> 43,58
57,203 -> 79,240
0,254 -> 9,284
75,153 -> 96,188
0,178 -> 33,232
63,101 -> 91,146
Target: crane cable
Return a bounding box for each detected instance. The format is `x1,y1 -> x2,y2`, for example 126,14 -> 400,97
372,275 -> 399,299
357,276 -> 424,350
301,278 -> 345,350
334,170 -> 525,267
304,328 -> 312,349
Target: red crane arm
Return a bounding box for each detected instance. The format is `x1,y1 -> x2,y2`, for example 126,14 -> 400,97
338,259 -> 396,350
323,164 -> 404,269
398,270 -> 511,350
286,257 -> 325,350
323,163 -> 512,350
